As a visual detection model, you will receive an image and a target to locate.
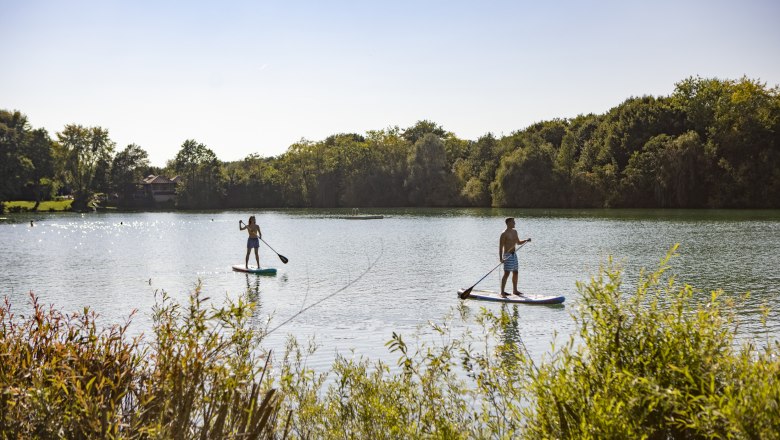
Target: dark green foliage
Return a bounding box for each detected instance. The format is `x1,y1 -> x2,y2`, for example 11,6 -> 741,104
672,77 -> 780,207
0,111 -> 31,206
0,111 -> 56,211
110,143 -> 150,205
454,133 -> 499,206
401,119 -> 447,144
55,124 -> 115,211
223,155 -> 287,208
170,139 -> 225,209
620,131 -> 709,207
492,140 -> 563,207
22,128 -> 55,206
3,76 -> 779,208
406,133 -> 457,206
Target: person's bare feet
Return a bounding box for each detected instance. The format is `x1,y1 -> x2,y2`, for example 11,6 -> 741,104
500,292 -> 510,298
513,291 -> 523,296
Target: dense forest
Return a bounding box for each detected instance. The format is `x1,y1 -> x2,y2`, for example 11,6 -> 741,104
2,76 -> 779,212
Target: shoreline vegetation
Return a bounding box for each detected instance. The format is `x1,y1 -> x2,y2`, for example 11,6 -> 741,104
2,247 -> 778,438
2,76 -> 780,214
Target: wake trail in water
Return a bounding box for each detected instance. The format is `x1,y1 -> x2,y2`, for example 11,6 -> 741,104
266,241 -> 384,336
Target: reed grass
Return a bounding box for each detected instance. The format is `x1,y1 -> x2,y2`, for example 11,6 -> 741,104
0,286 -> 286,439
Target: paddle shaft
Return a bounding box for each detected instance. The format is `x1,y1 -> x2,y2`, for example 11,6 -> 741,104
463,260 -> 503,292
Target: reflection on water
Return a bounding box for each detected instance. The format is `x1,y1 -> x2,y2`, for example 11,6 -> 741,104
500,305 -> 522,347
244,273 -> 261,301
1,208 -> 778,371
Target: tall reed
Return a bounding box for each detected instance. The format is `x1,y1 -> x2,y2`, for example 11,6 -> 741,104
0,286 -> 286,439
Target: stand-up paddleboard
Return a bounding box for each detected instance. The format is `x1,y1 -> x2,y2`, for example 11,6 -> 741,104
232,265 -> 277,275
458,289 -> 565,305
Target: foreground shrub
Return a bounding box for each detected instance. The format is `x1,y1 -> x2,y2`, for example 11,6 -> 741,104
523,245 -> 780,439
3,247 -> 777,438
276,246 -> 780,439
0,287 -> 285,439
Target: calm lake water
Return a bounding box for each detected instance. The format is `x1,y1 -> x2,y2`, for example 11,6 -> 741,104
2,208 -> 779,370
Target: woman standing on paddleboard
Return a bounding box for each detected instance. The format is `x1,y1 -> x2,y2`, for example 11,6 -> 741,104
239,216 -> 262,269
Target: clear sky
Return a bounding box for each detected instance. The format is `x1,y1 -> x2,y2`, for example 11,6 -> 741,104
2,0 -> 779,166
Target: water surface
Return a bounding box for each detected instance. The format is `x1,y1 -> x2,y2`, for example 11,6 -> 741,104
2,208 -> 778,369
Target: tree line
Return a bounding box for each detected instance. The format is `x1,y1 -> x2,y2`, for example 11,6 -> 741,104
2,76 -> 778,212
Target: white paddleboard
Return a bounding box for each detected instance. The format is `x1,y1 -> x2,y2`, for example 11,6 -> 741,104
459,289 -> 565,305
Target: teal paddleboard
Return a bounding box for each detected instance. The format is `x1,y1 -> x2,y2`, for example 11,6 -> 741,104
232,265 -> 277,275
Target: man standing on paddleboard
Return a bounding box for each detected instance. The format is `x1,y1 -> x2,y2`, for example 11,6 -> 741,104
499,217 -> 531,298
240,216 -> 262,269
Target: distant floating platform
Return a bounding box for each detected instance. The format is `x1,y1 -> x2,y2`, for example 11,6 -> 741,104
335,215 -> 384,220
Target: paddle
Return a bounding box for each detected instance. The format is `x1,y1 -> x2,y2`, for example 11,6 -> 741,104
458,241 -> 529,299
261,238 -> 289,264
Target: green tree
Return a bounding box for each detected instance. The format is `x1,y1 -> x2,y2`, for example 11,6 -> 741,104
492,140 -> 561,207
593,96 -> 682,170
0,111 -> 31,210
620,131 -> 708,207
525,119 -> 569,149
110,144 -> 150,205
223,154 -> 286,208
23,128 -> 55,209
677,77 -> 780,207
0,112 -> 55,210
341,128 -> 408,207
401,120 -> 447,144
405,133 -> 456,206
170,139 -> 224,208
55,124 -> 115,211
454,133 -> 499,206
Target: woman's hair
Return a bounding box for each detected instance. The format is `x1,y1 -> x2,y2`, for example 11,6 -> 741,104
249,216 -> 256,224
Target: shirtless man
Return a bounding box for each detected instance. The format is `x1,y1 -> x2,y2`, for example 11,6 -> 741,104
239,216 -> 262,269
499,217 -> 531,298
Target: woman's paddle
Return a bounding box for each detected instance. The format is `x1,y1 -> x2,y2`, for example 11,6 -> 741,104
459,241 -> 528,299
261,238 -> 289,264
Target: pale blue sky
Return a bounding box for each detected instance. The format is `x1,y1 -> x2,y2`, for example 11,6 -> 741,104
2,0 -> 779,166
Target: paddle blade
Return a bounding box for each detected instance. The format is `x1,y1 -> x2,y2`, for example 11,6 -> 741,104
278,254 -> 289,264
458,287 -> 473,299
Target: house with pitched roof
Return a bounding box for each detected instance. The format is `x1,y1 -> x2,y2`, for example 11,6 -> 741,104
136,175 -> 180,203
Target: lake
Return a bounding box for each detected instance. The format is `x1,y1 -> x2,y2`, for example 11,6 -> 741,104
2,208 -> 779,370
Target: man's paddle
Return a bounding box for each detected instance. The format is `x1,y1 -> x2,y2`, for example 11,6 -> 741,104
458,241 -> 528,299
261,238 -> 289,264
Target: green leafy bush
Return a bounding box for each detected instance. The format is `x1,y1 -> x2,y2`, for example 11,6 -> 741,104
523,245 -> 780,439
275,246 -> 780,439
